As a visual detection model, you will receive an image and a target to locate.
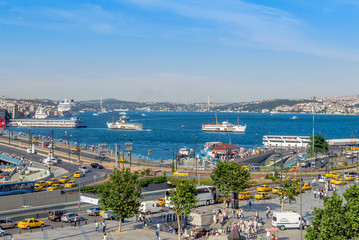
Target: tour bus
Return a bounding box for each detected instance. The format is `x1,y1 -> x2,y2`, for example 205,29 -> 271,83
164,185 -> 216,208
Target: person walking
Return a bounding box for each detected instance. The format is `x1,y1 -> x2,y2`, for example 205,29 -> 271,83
256,210 -> 259,221
102,220 -> 106,233
103,233 -> 107,240
95,221 -> 99,232
266,206 -> 271,219
155,230 -> 159,240
248,198 -> 252,210
313,190 -> 317,198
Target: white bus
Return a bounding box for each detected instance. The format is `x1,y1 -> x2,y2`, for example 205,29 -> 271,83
165,185 -> 216,208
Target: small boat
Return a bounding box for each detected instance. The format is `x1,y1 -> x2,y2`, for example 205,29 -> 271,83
93,113 -> 99,116
141,113 -> 146,117
292,116 -> 297,120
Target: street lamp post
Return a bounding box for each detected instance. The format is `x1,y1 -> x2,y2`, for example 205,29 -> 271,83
65,131 -> 71,163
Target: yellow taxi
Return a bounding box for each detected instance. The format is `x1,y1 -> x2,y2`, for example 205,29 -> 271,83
302,184 -> 312,191
173,171 -> 188,177
331,178 -> 347,185
216,195 -> 231,203
47,184 -> 63,191
64,180 -> 78,188
46,178 -> 59,186
344,175 -> 356,181
59,176 -> 70,184
255,192 -> 271,200
331,173 -> 341,179
238,191 -> 252,200
269,160 -> 274,164
70,147 -> 79,152
18,218 -> 45,230
272,187 -> 283,194
32,139 -> 38,143
117,157 -> 126,162
325,173 -> 333,178
73,171 -> 83,178
289,167 -> 299,172
36,180 -> 47,187
257,185 -> 272,192
34,184 -> 43,192
156,198 -> 166,206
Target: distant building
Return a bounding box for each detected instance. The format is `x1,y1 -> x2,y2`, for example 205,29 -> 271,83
0,109 -> 6,130
211,143 -> 240,159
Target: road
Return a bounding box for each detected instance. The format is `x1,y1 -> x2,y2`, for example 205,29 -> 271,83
0,138 -> 110,186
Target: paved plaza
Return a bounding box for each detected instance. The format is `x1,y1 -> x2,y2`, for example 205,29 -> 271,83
2,179 -> 355,240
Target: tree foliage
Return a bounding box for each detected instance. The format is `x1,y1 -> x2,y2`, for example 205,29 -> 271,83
98,169 -> 142,232
211,160 -> 251,208
169,180 -> 198,240
306,184 -> 359,239
308,135 -> 329,154
280,179 -> 300,212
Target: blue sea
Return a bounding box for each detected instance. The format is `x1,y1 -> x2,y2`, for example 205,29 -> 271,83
11,112 -> 359,160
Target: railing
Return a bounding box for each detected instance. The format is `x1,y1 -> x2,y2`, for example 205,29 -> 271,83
0,153 -> 22,165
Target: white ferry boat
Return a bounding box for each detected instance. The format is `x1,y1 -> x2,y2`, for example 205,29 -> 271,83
262,135 -> 310,148
9,117 -> 84,128
107,115 -> 142,131
202,113 -> 246,133
34,107 -> 48,119
178,147 -> 195,157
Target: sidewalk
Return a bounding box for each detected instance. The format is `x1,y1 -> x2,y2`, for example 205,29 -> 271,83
3,219 -> 179,240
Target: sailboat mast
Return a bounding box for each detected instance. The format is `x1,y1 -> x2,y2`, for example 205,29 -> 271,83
215,112 -> 218,125
207,96 -> 210,112
100,95 -> 103,111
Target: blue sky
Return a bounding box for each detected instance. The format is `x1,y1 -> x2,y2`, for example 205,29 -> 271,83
1,0 -> 358,102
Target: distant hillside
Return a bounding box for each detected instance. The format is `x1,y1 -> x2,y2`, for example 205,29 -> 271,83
241,99 -> 311,112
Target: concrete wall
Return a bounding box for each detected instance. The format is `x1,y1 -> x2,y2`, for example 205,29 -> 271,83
0,191 -> 79,211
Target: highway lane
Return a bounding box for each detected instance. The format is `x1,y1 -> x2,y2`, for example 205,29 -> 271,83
0,141 -> 110,186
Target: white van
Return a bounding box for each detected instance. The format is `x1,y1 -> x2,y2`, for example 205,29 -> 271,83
272,211 -> 308,230
139,201 -> 163,215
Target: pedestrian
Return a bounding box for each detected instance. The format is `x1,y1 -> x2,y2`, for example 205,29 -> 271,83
157,223 -> 160,232
135,214 -> 138,222
248,198 -> 252,210
9,234 -> 14,240
236,209 -> 240,219
103,233 -> 107,240
95,221 -> 99,232
240,208 -> 244,219
155,230 -> 159,240
256,210 -> 259,221
266,206 -> 271,219
102,220 -> 106,233
73,216 -> 77,227
213,214 -> 217,224
313,190 -> 317,198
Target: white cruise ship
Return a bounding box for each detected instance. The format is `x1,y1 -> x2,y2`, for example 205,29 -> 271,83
202,113 -> 246,133
57,99 -> 76,117
107,115 -> 142,131
262,135 -> 310,148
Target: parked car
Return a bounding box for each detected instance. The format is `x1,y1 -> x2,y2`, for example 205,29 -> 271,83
79,166 -> 89,173
61,213 -> 84,223
173,171 -> 188,177
59,176 -> 70,184
257,185 -> 272,192
238,191 -> 252,200
48,209 -> 66,222
86,206 -> 102,216
47,184 -> 63,191
255,192 -> 271,200
17,218 -> 44,229
0,218 -> 17,229
90,163 -> 104,169
102,210 -> 118,220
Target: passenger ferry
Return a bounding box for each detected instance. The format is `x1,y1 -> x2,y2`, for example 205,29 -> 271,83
202,113 -> 246,133
262,135 -> 310,148
9,117 -> 84,128
107,114 -> 142,131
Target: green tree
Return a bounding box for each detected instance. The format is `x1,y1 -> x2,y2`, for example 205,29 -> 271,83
306,184 -> 359,239
98,169 -> 142,232
211,160 -> 250,208
169,180 -> 198,240
171,160 -> 175,172
308,135 -> 329,155
279,179 -> 300,212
